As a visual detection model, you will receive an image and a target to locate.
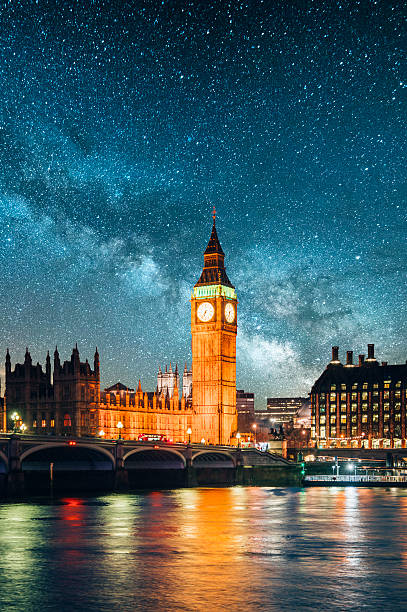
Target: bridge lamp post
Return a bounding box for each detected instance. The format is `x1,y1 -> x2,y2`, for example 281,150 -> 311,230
11,412 -> 20,433
187,427 -> 192,444
236,432 -> 241,448
98,429 -> 105,438
201,438 -> 205,445
19,423 -> 27,434
117,421 -> 123,440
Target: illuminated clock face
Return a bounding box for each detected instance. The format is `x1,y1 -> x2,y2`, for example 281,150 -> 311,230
224,303 -> 235,323
197,301 -> 215,322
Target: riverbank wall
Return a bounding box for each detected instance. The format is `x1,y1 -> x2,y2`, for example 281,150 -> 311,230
0,464 -> 302,498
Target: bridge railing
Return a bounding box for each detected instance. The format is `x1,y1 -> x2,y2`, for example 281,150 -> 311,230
305,474 -> 407,483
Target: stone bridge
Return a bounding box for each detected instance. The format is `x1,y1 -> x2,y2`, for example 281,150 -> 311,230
0,434 -> 297,495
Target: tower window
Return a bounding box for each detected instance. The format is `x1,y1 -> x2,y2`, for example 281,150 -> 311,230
64,414 -> 72,427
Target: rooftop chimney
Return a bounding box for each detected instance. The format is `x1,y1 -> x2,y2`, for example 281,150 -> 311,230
358,354 -> 365,366
346,351 -> 354,366
331,346 -> 339,362
367,343 -> 376,361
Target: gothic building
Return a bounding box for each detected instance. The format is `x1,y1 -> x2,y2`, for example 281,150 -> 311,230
157,363 -> 192,402
3,212 -> 238,444
5,346 -> 100,437
182,363 -> 193,402
98,379 -> 192,441
4,348 -> 193,442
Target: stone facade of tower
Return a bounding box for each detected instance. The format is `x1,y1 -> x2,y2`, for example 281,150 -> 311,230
190,212 -> 238,445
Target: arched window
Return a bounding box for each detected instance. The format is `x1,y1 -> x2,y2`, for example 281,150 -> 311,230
63,413 -> 71,427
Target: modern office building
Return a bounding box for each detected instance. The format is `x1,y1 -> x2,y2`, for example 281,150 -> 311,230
263,397 -> 308,424
236,389 -> 255,432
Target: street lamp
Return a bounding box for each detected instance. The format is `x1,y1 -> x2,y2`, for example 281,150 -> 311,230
19,423 -> 27,433
11,412 -> 20,433
201,438 -> 205,445
99,429 -> 105,438
117,421 -> 123,439
236,432 -> 241,448
187,427 -> 192,444
252,423 -> 257,446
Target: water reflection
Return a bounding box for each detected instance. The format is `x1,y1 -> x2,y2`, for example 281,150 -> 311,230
0,488 -> 407,610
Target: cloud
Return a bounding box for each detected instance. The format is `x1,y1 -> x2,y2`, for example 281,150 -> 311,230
122,255 -> 166,297
237,328 -> 317,395
0,190 -> 168,299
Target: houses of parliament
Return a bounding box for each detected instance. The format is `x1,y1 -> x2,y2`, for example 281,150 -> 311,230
1,213 -> 238,445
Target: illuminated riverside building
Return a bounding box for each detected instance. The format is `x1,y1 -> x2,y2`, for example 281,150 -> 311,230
4,346 -> 100,437
3,213 -> 237,444
311,345 -> 407,449
4,348 -> 193,440
191,209 -> 238,445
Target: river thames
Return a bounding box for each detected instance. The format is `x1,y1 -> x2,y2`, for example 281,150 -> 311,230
1,487 -> 407,611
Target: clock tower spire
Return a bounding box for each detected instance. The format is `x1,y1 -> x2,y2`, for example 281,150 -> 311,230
191,210 -> 238,445
195,207 -> 234,289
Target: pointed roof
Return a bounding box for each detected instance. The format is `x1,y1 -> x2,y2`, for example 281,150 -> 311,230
204,209 -> 224,256
195,209 -> 234,289
105,382 -> 133,392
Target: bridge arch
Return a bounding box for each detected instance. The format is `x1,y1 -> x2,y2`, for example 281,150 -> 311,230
192,450 -> 235,468
20,443 -> 115,469
124,447 -> 186,469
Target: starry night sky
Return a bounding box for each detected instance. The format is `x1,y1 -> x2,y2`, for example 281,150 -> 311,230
0,1 -> 406,407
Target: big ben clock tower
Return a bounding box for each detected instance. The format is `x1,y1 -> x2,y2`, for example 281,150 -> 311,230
191,209 -> 238,445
